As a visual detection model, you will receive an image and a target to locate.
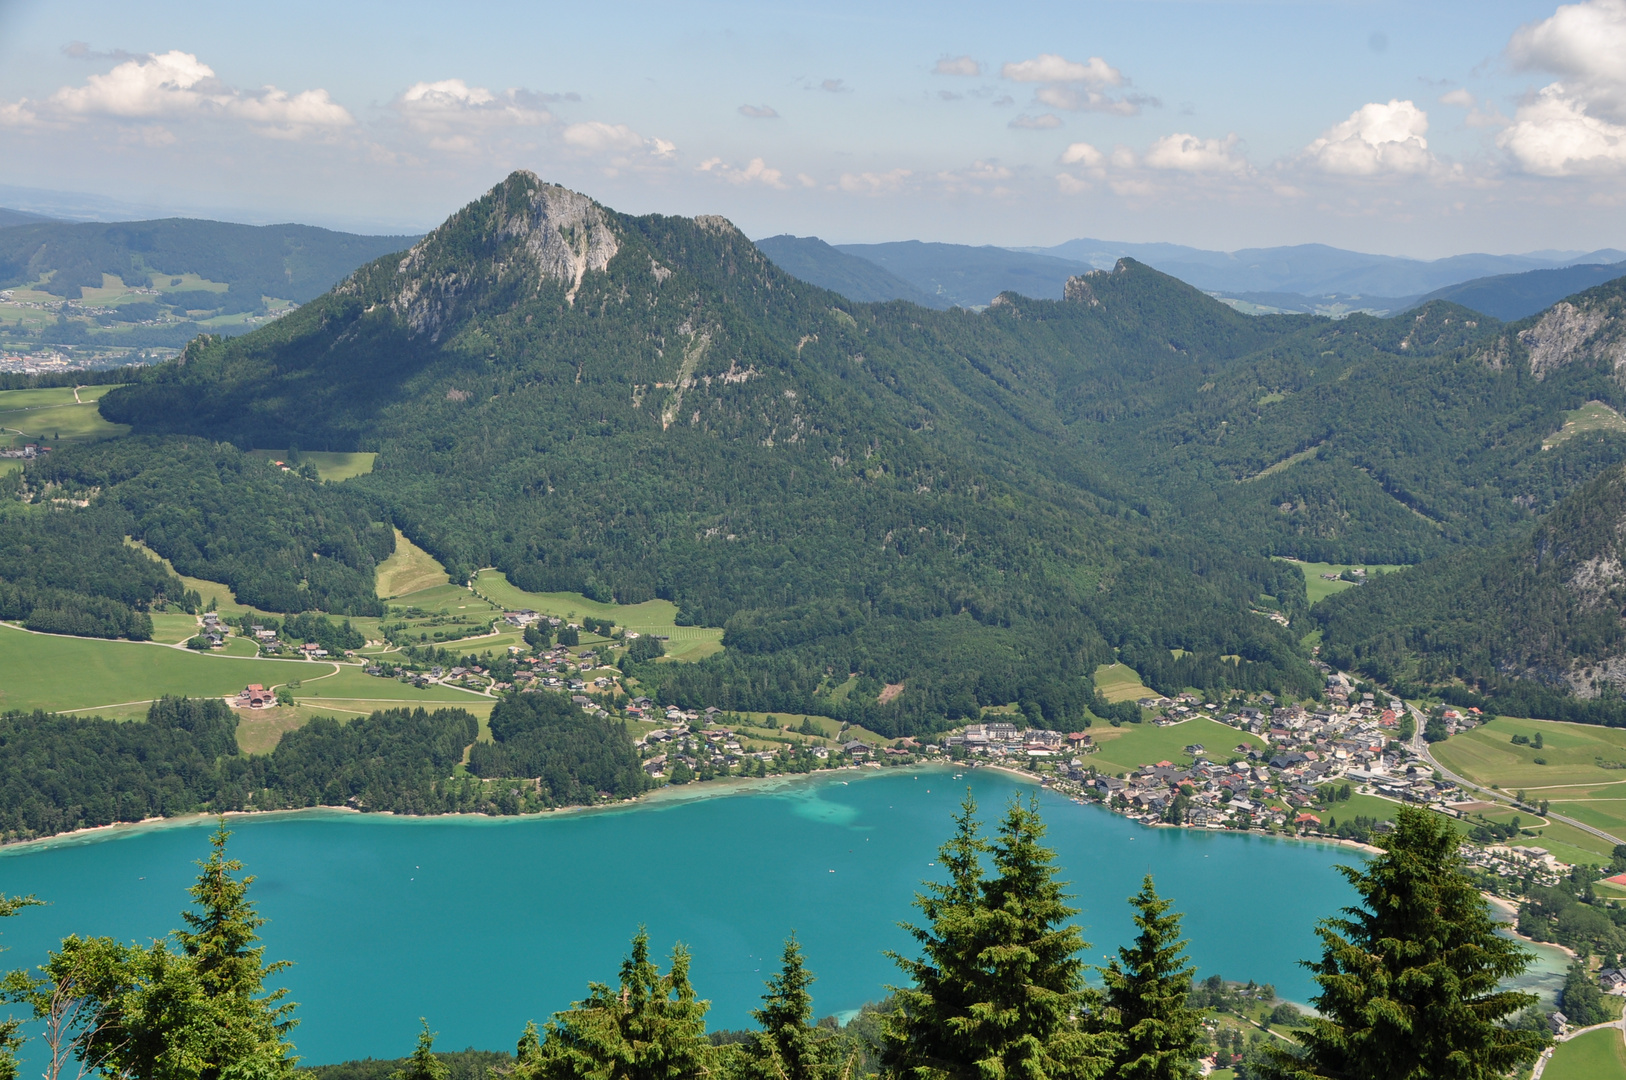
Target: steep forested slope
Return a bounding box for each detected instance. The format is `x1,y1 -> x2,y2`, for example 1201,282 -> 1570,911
59,173 -> 1626,729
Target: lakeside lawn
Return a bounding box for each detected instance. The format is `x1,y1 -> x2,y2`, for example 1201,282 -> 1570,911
1093,663 -> 1154,704
1545,1026 -> 1626,1080
0,625 -> 305,713
1088,717 -> 1267,776
1432,715 -> 1626,859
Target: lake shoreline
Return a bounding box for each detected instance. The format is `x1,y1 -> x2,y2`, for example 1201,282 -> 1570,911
0,763 -> 947,855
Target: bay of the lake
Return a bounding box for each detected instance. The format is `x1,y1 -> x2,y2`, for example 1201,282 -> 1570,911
0,766 -> 1472,1065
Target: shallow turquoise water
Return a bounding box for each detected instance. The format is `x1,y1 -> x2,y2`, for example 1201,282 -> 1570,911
0,767 -> 1362,1065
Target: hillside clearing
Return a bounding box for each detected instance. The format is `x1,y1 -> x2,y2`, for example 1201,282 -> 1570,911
1544,400 -> 1626,451
1093,663 -> 1153,704
472,570 -> 724,661
375,529 -> 451,598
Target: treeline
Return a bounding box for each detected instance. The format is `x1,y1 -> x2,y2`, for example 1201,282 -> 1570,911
0,696 -> 650,843
26,436 -> 394,616
467,693 -> 649,803
0,505 -> 194,639
0,802 -> 1553,1080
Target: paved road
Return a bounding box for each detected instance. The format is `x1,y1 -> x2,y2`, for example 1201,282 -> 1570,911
1404,702 -> 1625,850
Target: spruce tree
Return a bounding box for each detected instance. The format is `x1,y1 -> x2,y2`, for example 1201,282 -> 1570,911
747,935 -> 828,1080
528,929 -> 714,1080
1100,877 -> 1199,1080
883,794 -> 1112,1080
1262,806 -> 1549,1080
394,1021 -> 450,1080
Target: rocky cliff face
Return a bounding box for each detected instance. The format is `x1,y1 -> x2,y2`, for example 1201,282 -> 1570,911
1474,277 -> 1626,380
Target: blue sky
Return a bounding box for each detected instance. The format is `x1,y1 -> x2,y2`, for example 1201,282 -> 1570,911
1,0 -> 1623,256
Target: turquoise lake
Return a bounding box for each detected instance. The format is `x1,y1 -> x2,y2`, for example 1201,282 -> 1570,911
0,766 -> 1536,1065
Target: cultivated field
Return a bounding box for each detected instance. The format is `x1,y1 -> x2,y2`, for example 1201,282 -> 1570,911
1433,715 -> 1626,860
1093,662 -> 1154,704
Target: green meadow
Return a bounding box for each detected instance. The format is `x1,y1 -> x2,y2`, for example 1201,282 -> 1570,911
0,625 -> 302,713
0,384 -> 127,448
1280,560 -> 1405,605
1087,717 -> 1267,776
472,569 -> 724,661
374,530 -> 451,597
1092,662 -> 1154,704
247,448 -> 377,482
1432,715 -> 1626,859
1545,1026 -> 1626,1080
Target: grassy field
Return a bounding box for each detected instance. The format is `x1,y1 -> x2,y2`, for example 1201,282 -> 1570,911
1280,560 -> 1406,605
0,625 -> 310,712
1546,1026 -> 1626,1080
0,384 -> 128,448
1433,715 -> 1626,858
1088,717 -> 1267,776
1093,663 -> 1154,704
1545,400 -> 1626,450
375,530 -> 451,597
247,449 -> 377,482
289,664 -> 493,709
472,570 -> 724,661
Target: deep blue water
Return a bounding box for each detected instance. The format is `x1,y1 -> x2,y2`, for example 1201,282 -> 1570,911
0,767 -> 1364,1065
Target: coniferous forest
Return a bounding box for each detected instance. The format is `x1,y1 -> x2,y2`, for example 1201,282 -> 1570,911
13,173 -> 1626,726
0,803 -> 1550,1080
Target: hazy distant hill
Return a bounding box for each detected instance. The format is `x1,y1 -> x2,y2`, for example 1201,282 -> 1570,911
753,235 -> 948,308
1027,237 -> 1626,299
831,241 -> 1095,308
0,219 -> 418,303
0,207 -> 56,228
1409,261 -> 1626,321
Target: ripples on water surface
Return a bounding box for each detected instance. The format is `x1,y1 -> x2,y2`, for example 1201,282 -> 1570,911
0,767 -> 1369,1064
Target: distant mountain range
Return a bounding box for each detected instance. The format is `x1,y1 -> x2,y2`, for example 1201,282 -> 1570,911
0,206 -> 57,229
756,232 -> 1626,322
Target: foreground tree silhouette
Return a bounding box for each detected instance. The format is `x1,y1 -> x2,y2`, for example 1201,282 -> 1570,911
743,935 -> 831,1080
8,822 -> 297,1080
882,794 -> 1113,1080
0,893 -> 43,1080
519,929 -> 714,1080
394,1020 -> 449,1080
1100,877 -> 1199,1080
1261,806 -> 1549,1080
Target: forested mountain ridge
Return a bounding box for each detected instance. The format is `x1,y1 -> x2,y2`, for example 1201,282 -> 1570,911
1317,461 -> 1626,709
56,172 -> 1626,729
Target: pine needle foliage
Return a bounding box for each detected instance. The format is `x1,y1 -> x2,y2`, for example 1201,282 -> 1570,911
745,936 -> 829,1080
1261,806 -> 1549,1080
525,929 -> 715,1080
883,794 -> 1111,1080
1099,877 -> 1199,1080
394,1021 -> 450,1080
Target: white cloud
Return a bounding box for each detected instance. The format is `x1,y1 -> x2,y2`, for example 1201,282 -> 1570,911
1055,173 -> 1091,195
1059,142 -> 1104,167
1143,132 -> 1248,174
1001,53 -> 1122,87
838,169 -> 912,193
934,55 -> 982,77
0,50 -> 354,136
1501,0 -> 1626,173
738,104 -> 779,118
1302,99 -> 1435,176
1498,82 -> 1626,174
698,156 -> 787,188
820,79 -> 849,93
394,79 -> 554,134
1509,0 -> 1626,119
1009,113 -> 1062,129
562,121 -> 677,163
934,160 -> 1015,196
998,52 -> 1147,115
1439,88 -> 1475,108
